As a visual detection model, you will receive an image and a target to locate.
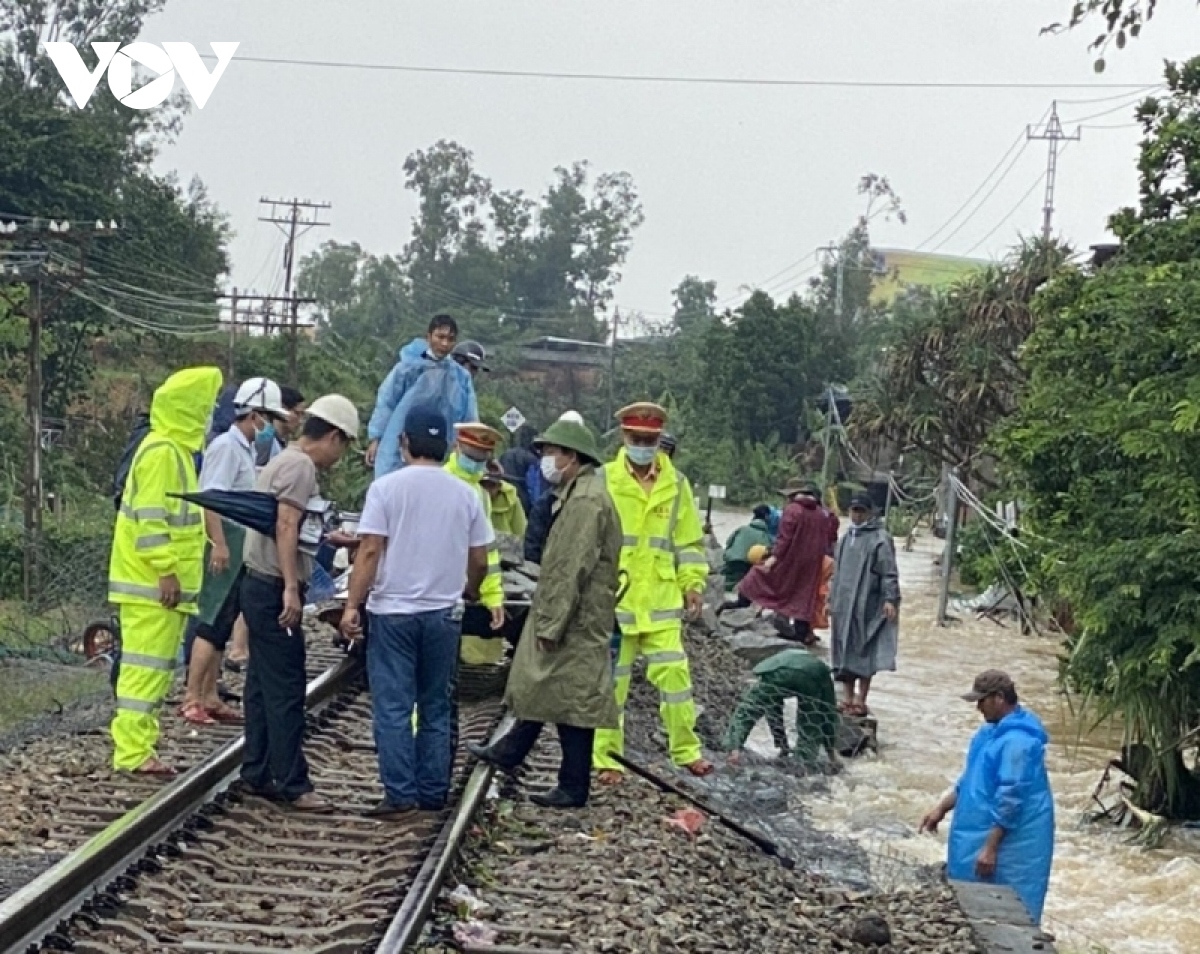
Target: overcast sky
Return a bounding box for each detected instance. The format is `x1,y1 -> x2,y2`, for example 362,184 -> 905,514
143,1 -> 1198,321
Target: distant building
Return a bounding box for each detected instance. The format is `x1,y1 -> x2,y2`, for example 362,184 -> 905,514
515,336 -> 610,403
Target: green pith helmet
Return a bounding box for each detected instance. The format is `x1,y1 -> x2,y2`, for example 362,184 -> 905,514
533,419 -> 602,465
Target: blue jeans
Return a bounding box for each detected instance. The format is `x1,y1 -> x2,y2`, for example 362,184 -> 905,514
366,608 -> 461,808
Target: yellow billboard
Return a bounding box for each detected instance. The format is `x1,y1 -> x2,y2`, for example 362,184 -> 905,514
869,248 -> 987,306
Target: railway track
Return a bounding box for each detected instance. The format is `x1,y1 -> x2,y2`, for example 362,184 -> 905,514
0,623 -> 347,871
0,622 -> 510,954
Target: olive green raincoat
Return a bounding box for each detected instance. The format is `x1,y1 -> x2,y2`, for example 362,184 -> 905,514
503,464 -> 622,728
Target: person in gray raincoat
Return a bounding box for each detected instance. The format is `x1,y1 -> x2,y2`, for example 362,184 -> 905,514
467,416 -> 621,808
829,493 -> 900,717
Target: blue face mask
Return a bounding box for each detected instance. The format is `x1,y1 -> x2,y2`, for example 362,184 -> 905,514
256,422 -> 276,445
625,443 -> 657,467
457,452 -> 487,476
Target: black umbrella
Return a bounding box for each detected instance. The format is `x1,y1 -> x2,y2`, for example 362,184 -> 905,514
170,490 -> 279,536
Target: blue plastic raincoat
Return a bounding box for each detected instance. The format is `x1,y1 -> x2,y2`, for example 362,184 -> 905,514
367,337 -> 478,478
947,706 -> 1055,923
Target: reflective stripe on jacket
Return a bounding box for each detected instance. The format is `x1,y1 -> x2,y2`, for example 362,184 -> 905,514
108,367 -> 223,614
444,455 -> 503,609
602,449 -> 707,634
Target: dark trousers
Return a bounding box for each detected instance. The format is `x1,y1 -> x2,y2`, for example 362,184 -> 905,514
492,721 -> 595,804
239,573 -> 313,801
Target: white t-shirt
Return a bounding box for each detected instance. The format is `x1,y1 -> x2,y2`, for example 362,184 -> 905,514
359,464 -> 494,615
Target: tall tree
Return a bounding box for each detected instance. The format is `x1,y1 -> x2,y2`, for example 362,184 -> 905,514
995,59 -> 1200,817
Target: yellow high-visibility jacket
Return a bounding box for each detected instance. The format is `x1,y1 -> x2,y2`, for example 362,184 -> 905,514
108,367 -> 223,614
603,449 -> 708,634
489,482 -> 527,538
443,455 -> 503,610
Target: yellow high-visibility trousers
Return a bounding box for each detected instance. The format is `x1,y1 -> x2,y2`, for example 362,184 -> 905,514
593,624 -> 702,771
111,603 -> 187,771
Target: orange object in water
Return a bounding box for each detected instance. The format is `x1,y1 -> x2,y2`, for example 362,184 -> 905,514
812,556 -> 835,630
664,807 -> 707,836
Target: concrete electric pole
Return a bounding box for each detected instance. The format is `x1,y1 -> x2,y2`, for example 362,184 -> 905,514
258,197 -> 330,380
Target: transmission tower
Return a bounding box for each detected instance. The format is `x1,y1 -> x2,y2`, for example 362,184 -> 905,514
1026,102 -> 1081,241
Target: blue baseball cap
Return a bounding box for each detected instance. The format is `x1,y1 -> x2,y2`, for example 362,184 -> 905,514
403,404 -> 448,441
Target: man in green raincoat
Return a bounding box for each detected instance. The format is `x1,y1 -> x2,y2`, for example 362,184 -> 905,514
723,648 -> 840,769
468,415 -> 622,808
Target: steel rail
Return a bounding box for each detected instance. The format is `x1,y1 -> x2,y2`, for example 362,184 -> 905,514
0,650 -> 362,954
611,751 -> 797,868
375,714 -> 515,953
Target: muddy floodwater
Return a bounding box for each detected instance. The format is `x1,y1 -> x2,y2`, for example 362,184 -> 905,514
709,510 -> 1200,954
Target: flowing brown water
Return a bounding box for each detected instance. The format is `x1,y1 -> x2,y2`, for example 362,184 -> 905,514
710,513 -> 1200,954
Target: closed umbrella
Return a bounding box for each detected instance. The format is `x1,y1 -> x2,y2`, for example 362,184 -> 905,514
169,490 -> 279,536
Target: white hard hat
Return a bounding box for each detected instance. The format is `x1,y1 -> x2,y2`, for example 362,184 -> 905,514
558,410 -> 584,425
234,377 -> 287,418
307,394 -> 359,439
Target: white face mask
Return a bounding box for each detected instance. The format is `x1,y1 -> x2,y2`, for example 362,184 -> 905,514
540,453 -> 565,485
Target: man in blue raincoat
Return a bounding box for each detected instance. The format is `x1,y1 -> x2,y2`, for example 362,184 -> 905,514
364,314 -> 478,478
920,670 -> 1055,924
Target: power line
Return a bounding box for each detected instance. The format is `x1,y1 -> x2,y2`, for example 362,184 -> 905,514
915,129 -> 1028,251
928,140 -> 1032,254
221,54 -> 1156,91
962,169 -> 1050,257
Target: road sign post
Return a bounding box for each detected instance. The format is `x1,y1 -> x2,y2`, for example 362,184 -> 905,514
501,407 -> 526,434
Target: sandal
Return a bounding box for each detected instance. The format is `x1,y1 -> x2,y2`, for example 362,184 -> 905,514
684,759 -> 714,778
597,770 -> 624,786
180,703 -> 216,726
206,703 -> 243,724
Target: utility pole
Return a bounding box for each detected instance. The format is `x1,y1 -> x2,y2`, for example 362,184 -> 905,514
258,197 -> 330,380
1026,102 -> 1080,242
818,244 -> 845,317
227,286 -> 239,379
937,466 -> 961,626
606,307 -> 620,423
218,289 -> 317,349
0,218 -> 118,598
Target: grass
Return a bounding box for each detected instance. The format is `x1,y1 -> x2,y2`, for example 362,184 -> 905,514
0,660 -> 109,733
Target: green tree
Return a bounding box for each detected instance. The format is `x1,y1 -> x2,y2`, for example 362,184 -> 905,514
852,238 -> 1073,486
995,59 -> 1200,817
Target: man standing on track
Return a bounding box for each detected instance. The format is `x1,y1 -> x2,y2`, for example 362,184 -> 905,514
181,377 -> 289,727
238,395 -> 357,813
468,416 -> 621,808
593,402 -> 713,782
340,406 -> 492,818
108,366 -> 223,776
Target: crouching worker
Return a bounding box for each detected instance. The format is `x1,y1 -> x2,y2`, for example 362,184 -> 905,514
724,648 -> 841,771
469,416 -> 622,808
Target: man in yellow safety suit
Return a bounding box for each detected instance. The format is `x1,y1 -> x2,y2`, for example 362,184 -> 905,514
594,402 -> 714,782
109,366 -> 223,775
444,423 -> 506,664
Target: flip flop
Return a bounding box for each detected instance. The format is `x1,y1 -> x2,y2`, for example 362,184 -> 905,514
684,759 -> 714,777
206,704 -> 244,724
597,770 -> 624,786
180,703 -> 216,726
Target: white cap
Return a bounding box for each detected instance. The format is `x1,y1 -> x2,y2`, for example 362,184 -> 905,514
558,410 -> 584,425
307,394 -> 359,439
234,377 -> 287,418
